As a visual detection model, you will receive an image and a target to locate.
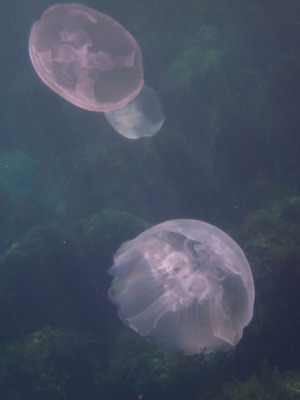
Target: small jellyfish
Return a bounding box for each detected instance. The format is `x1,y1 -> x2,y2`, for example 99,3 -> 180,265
108,219 -> 254,355
104,84 -> 165,139
29,3 -> 144,111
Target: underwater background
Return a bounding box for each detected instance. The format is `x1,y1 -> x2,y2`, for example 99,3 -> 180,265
0,0 -> 300,398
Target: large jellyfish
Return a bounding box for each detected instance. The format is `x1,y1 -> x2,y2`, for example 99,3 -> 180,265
109,219 -> 254,355
104,84 -> 165,139
29,3 -> 144,111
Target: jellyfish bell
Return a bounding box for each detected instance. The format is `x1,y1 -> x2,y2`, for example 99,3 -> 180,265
104,84 -> 165,139
108,219 -> 255,355
29,3 -> 144,111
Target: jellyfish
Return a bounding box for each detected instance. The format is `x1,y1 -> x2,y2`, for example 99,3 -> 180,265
104,84 -> 165,139
108,219 -> 254,355
29,3 -> 144,111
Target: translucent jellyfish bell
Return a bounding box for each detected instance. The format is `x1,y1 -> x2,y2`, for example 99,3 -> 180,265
29,3 -> 144,111
109,219 -> 255,355
104,84 -> 165,139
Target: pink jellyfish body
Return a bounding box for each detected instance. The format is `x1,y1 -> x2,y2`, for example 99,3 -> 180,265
109,219 -> 255,355
29,3 -> 144,111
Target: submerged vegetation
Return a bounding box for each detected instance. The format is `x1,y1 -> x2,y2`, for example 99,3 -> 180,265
0,198 -> 299,398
